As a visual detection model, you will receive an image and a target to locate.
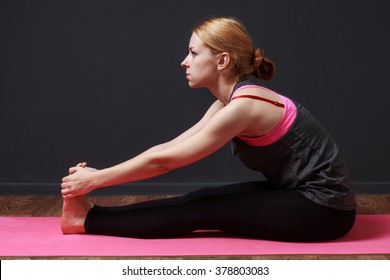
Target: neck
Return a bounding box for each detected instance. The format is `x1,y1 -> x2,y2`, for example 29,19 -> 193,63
208,75 -> 239,105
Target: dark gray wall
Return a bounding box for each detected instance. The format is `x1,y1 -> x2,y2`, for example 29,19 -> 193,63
1,0 -> 389,194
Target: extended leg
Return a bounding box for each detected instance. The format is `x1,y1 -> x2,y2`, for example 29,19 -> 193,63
83,181 -> 356,241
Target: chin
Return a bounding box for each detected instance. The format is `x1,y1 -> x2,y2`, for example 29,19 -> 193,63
187,82 -> 198,88
187,81 -> 204,89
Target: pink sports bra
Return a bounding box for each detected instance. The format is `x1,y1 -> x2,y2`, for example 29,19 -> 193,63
230,85 -> 297,146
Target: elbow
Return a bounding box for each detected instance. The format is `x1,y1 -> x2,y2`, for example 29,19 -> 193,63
148,157 -> 174,175
146,152 -> 182,176
154,162 -> 172,174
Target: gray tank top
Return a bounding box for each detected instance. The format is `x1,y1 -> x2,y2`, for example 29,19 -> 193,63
231,77 -> 356,211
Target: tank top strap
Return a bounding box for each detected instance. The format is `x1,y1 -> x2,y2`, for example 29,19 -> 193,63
231,94 -> 285,108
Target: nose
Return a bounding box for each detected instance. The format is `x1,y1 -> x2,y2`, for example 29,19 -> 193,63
181,55 -> 189,68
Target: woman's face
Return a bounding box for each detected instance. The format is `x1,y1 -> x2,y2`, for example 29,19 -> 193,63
181,33 -> 219,88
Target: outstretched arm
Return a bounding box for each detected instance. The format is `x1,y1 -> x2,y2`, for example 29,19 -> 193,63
61,100 -> 252,198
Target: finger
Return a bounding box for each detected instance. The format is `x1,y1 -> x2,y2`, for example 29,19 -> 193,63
69,166 -> 78,175
61,188 -> 68,196
62,174 -> 71,181
62,189 -> 78,199
77,162 -> 87,168
62,192 -> 73,199
61,187 -> 74,197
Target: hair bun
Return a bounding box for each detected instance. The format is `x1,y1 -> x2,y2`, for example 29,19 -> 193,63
252,48 -> 275,81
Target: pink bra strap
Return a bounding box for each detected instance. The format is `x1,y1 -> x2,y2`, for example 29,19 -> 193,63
231,95 -> 285,108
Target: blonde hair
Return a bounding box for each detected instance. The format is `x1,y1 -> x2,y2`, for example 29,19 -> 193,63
193,17 -> 275,80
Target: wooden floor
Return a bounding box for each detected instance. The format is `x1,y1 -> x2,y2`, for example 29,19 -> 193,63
1,194 -> 390,260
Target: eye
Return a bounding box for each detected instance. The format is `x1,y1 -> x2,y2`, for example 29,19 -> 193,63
190,50 -> 197,56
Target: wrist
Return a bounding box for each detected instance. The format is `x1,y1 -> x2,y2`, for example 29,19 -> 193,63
89,167 -> 120,190
87,169 -> 106,190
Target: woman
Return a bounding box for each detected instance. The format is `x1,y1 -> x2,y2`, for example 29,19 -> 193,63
61,17 -> 356,241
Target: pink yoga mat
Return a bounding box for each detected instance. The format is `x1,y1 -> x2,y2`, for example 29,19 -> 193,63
1,215 -> 390,257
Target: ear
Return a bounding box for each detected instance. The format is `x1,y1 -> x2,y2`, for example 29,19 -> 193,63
216,52 -> 231,72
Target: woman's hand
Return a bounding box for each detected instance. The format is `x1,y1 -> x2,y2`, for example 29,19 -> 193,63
61,162 -> 98,198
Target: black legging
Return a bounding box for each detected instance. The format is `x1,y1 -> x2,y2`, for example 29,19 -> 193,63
84,181 -> 356,242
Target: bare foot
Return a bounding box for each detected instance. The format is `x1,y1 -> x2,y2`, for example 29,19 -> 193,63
61,195 -> 92,234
